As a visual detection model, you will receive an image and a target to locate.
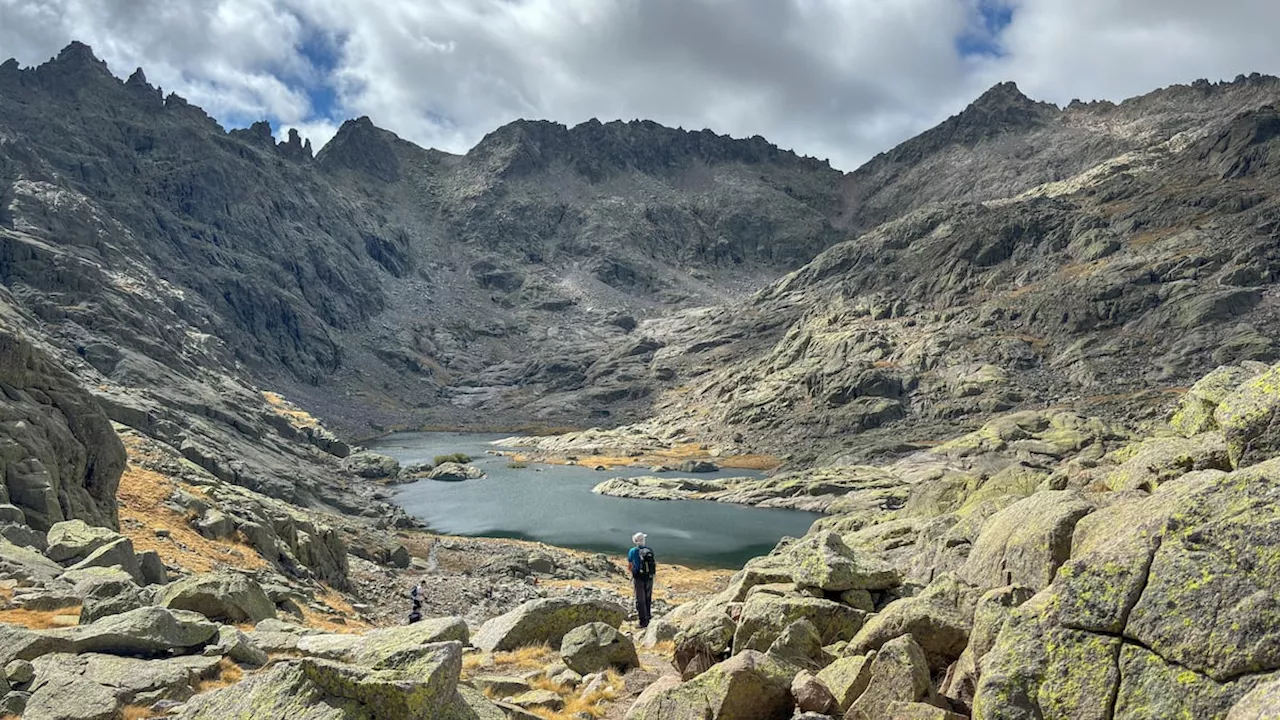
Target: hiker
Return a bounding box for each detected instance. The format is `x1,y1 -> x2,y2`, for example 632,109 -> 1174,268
408,579 -> 424,625
628,531 -> 656,629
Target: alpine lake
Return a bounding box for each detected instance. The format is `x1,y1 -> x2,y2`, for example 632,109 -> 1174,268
368,432 -> 821,568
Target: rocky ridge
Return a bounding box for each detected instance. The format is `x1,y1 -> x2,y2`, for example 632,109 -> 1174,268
514,76 -> 1280,466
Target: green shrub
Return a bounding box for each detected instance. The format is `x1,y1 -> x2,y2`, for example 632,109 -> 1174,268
433,453 -> 472,465
507,462 -> 528,469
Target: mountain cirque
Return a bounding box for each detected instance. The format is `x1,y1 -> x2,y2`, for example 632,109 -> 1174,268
2,40 -> 1280,720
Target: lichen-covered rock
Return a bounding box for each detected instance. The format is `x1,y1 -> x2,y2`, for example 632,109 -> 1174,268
44,521 -> 120,564
342,452 -> 401,480
938,585 -> 1033,709
177,642 -> 471,720
159,571 -> 276,623
784,531 -> 900,592
885,701 -> 969,720
640,616 -> 678,647
765,618 -> 828,671
559,622 -> 639,674
296,617 -> 468,666
624,675 -> 680,720
68,567 -> 145,623
138,549 -> 168,585
5,659 -> 34,686
508,689 -> 564,711
471,675 -> 532,697
1102,433 -> 1232,491
846,635 -> 937,720
960,490 -> 1094,591
1215,362 -> 1280,468
472,598 -> 625,652
203,625 -> 269,666
1228,677 -> 1280,719
847,591 -> 971,673
974,460 -> 1280,719
1170,364 -> 1261,437
791,669 -> 838,715
626,650 -> 794,720
64,537 -> 143,585
732,594 -> 866,655
815,652 -> 873,712
52,606 -> 218,657
428,462 -> 485,482
0,690 -> 27,717
26,652 -> 221,720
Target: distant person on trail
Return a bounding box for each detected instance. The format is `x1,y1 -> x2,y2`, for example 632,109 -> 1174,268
628,532 -> 656,629
408,580 -> 424,625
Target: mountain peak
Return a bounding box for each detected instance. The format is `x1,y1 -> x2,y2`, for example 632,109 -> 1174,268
30,41 -> 116,97
316,116 -> 406,181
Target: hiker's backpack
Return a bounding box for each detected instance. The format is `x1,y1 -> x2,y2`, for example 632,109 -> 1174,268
637,546 -> 657,577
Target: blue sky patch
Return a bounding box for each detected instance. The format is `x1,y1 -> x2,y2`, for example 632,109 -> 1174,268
296,24 -> 343,121
957,0 -> 1014,58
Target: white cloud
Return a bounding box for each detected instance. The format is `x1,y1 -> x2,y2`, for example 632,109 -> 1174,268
980,0 -> 1280,105
3,0 -> 1280,170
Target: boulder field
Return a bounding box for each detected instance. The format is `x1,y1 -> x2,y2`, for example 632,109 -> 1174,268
636,359 -> 1280,719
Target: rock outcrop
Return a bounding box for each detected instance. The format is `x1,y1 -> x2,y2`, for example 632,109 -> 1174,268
473,598 -> 627,652
0,328 -> 124,532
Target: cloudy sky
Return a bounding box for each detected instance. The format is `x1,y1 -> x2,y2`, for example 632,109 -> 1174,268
1,0 -> 1278,170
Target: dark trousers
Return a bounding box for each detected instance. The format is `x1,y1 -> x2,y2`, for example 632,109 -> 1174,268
633,574 -> 654,627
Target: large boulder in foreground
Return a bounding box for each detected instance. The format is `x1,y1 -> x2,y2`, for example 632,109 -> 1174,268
561,622 -> 639,674
848,582 -> 972,672
296,617 -> 468,665
960,490 -> 1094,592
732,594 -> 866,654
847,634 -> 938,720
24,652 -> 222,720
816,652 -> 874,712
159,571 -> 276,623
52,606 -> 218,657
783,530 -> 900,592
472,598 -> 625,652
177,642 -> 477,720
626,650 -> 794,720
974,460 -> 1280,719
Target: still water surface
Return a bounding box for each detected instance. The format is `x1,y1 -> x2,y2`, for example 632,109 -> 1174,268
369,432 -> 820,568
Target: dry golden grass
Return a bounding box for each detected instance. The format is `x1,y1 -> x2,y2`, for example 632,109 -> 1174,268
116,435 -> 269,575
0,605 -> 81,629
717,454 -> 782,471
527,668 -> 624,720
261,391 -> 322,429
544,441 -> 781,472
298,587 -> 371,634
120,705 -> 160,720
462,653 -> 491,673
492,644 -> 559,669
544,562 -> 730,604
194,657 -> 245,694
647,640 -> 676,660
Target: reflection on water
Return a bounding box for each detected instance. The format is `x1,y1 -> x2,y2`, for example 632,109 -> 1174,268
369,432 -> 820,568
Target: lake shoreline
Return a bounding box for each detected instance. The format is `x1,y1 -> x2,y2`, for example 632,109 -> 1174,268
368,431 -> 821,569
